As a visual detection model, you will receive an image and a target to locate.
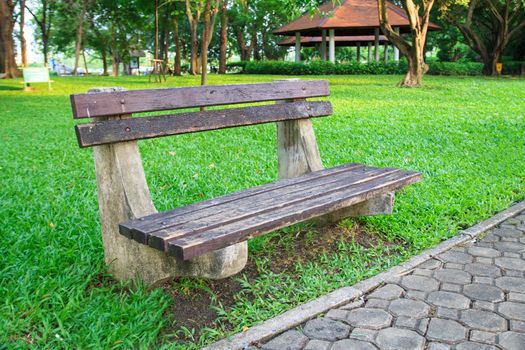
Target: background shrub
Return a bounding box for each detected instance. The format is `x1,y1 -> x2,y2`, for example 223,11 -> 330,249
226,60 -> 522,76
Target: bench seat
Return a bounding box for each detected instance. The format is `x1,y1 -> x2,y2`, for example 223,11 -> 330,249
120,163 -> 421,261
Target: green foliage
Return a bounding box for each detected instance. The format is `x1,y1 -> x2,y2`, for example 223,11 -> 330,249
426,61 -> 483,75
1,74 -> 524,349
242,60 -> 406,75
226,61 -> 249,72
239,60 -> 492,76
501,61 -> 525,75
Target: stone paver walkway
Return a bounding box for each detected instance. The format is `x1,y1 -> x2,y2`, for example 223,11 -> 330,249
255,212 -> 525,350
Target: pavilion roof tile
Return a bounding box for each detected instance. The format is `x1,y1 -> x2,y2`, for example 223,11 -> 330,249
273,0 -> 439,35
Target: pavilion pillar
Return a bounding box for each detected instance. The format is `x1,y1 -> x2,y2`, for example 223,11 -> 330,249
329,29 -> 335,64
368,42 -> 372,62
295,32 -> 301,63
374,28 -> 380,62
384,43 -> 388,62
321,30 -> 327,61
356,42 -> 361,62
394,27 -> 400,61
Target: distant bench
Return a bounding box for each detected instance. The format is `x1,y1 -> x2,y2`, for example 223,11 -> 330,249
23,68 -> 52,91
71,80 -> 422,285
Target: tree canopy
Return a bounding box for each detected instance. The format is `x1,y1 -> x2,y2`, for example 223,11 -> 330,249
2,0 -> 525,82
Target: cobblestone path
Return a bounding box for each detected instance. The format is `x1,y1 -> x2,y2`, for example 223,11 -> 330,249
255,212 -> 525,350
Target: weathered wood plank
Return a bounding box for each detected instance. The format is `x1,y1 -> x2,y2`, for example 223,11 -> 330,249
75,101 -> 333,148
145,167 -> 400,250
119,163 -> 364,238
139,165 -> 374,238
71,80 -> 330,119
167,170 -> 422,260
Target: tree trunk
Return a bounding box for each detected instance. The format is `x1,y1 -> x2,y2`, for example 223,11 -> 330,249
234,26 -> 250,61
378,0 -> 433,87
401,36 -> 428,87
0,32 -> 4,73
111,23 -> 118,77
248,25 -> 257,60
201,0 -> 213,86
26,0 -> 51,65
154,0 -> 159,60
101,49 -> 108,76
218,0 -> 228,74
73,0 -> 88,75
189,24 -> 199,75
172,18 -> 182,76
482,53 -> 502,76
82,50 -> 89,74
42,35 -> 49,65
162,9 -> 170,62
112,57 -> 120,77
185,0 -> 200,75
0,0 -> 20,78
20,0 -> 28,67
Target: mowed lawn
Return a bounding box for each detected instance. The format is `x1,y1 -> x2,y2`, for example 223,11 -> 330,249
1,74 -> 524,349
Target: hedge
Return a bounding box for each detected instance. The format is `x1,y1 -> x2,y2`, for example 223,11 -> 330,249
230,60 -> 489,76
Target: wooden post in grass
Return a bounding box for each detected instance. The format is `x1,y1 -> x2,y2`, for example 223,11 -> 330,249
88,87 -> 247,285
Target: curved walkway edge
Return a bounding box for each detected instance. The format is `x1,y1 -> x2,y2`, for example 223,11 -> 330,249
203,201 -> 525,350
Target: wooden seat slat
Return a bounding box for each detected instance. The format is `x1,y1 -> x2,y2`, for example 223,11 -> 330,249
75,101 -> 332,148
119,163 -> 364,238
119,165 -> 421,260
166,170 -> 421,260
144,167 -> 399,250
135,165 -> 369,238
70,80 -> 330,119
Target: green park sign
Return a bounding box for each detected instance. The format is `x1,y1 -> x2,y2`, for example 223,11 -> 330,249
23,68 -> 52,91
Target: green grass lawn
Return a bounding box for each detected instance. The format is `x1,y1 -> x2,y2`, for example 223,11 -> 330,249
1,74 -> 524,349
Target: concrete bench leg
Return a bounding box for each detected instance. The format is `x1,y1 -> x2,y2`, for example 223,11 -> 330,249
276,113 -> 395,225
89,88 -> 247,286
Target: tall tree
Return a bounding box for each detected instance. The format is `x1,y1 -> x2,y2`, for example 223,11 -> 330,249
378,0 -> 435,87
218,0 -> 228,74
200,0 -> 220,85
230,0 -> 256,61
154,0 -> 159,59
185,0 -> 203,75
73,0 -> 90,75
443,0 -> 525,75
229,0 -> 294,62
170,1 -> 185,75
0,0 -> 20,77
26,0 -> 55,65
19,0 -> 28,67
86,10 -> 111,75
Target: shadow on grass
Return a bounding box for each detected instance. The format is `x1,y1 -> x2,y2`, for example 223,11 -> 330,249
0,85 -> 23,91
155,220 -> 403,347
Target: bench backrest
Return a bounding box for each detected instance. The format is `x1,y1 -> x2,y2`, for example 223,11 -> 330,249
71,80 -> 332,148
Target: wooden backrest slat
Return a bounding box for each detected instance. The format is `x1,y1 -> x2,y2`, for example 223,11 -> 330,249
75,101 -> 333,148
71,80 -> 330,119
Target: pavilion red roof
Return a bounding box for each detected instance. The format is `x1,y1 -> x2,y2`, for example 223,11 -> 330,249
273,0 -> 440,36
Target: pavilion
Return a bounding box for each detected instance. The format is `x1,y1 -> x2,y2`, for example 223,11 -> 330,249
277,35 -> 390,62
273,0 -> 440,63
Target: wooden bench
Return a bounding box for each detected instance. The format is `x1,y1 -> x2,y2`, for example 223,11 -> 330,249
71,80 -> 421,285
